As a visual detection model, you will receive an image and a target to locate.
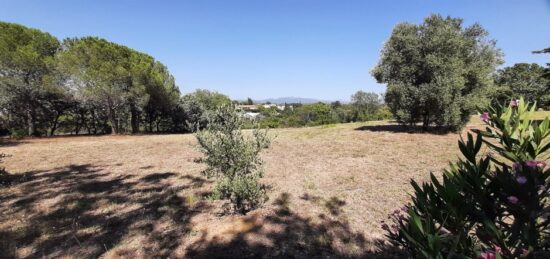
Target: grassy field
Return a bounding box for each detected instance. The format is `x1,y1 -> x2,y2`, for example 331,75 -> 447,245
0,120 -> 491,258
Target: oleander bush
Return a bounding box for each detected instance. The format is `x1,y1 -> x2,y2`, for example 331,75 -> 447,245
382,98 -> 550,258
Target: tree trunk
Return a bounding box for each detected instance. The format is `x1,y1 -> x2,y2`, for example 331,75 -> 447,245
130,103 -> 140,134
108,107 -> 118,134
49,113 -> 60,136
422,110 -> 430,130
90,109 -> 98,134
27,107 -> 35,136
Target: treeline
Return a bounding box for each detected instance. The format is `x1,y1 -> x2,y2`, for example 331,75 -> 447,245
249,91 -> 392,128
0,22 -> 232,137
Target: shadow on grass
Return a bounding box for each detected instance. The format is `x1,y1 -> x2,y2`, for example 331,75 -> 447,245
186,192 -> 407,259
0,163 -> 210,258
355,124 -> 451,135
0,139 -> 28,147
1,166 -> 405,258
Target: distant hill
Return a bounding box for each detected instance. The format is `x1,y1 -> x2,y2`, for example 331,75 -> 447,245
255,97 -> 330,104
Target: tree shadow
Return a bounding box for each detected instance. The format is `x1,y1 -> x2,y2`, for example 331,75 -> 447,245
0,163 -> 211,258
181,174 -> 213,188
0,139 -> 28,147
140,172 -> 177,182
186,192 -> 407,258
355,124 -> 451,135
1,166 -> 405,258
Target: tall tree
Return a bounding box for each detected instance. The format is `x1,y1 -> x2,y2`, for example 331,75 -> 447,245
350,91 -> 381,121
57,37 -> 135,134
372,14 -> 503,130
180,89 -> 231,131
493,63 -> 550,108
0,22 -> 60,136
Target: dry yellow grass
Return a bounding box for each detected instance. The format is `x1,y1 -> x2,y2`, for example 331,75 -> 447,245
0,121 -> 473,258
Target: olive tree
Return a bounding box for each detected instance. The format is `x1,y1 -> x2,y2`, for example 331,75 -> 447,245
372,14 -> 503,130
195,104 -> 270,213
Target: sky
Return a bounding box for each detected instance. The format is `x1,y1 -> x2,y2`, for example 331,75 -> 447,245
1,0 -> 549,101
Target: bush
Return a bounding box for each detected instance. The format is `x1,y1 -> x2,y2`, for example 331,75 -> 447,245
195,104 -> 271,213
10,129 -> 26,139
383,98 -> 550,258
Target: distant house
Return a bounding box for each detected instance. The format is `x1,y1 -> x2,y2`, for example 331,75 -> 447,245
236,103 -> 292,120
236,105 -> 259,112
261,104 -> 287,111
242,112 -> 262,120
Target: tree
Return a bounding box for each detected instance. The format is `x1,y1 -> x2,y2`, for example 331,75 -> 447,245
295,102 -> 334,126
351,91 -> 381,121
372,14 -> 503,130
195,104 -> 270,213
179,89 -> 231,132
532,48 -> 550,54
493,63 -> 550,109
0,22 -> 60,136
57,37 -> 175,134
533,47 -> 550,80
245,97 -> 254,105
57,37 -> 131,134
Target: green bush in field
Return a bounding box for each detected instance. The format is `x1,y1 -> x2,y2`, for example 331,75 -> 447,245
10,129 -> 26,139
195,104 -> 271,213
383,98 -> 550,258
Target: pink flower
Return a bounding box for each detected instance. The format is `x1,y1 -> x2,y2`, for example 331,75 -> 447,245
479,251 -> 496,259
391,224 -> 399,232
507,196 -> 519,204
510,99 -> 518,108
480,112 -> 491,122
381,223 -> 389,231
494,245 -> 501,253
516,176 -> 527,184
525,160 -> 546,169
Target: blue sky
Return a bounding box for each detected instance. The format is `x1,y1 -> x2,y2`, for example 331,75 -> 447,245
1,0 -> 549,101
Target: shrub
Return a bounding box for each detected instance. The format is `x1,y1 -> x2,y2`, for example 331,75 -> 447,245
10,129 -> 26,139
195,104 -> 271,213
383,98 -> 550,258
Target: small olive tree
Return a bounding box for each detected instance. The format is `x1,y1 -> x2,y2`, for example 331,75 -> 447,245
195,104 -> 270,213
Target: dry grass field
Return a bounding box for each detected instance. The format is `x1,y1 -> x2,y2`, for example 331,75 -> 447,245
0,120 -> 482,258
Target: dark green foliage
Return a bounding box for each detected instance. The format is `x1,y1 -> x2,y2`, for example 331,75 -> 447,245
0,22 -> 183,136
248,92 -> 392,129
0,21 -> 61,136
492,63 -> 550,109
195,105 -> 271,213
372,14 -> 503,130
383,99 -> 550,258
180,89 -> 232,132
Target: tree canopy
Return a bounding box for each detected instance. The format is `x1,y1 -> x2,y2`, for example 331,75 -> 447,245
0,21 -> 61,136
1,22 -> 185,136
493,63 -> 550,109
372,14 -> 503,130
